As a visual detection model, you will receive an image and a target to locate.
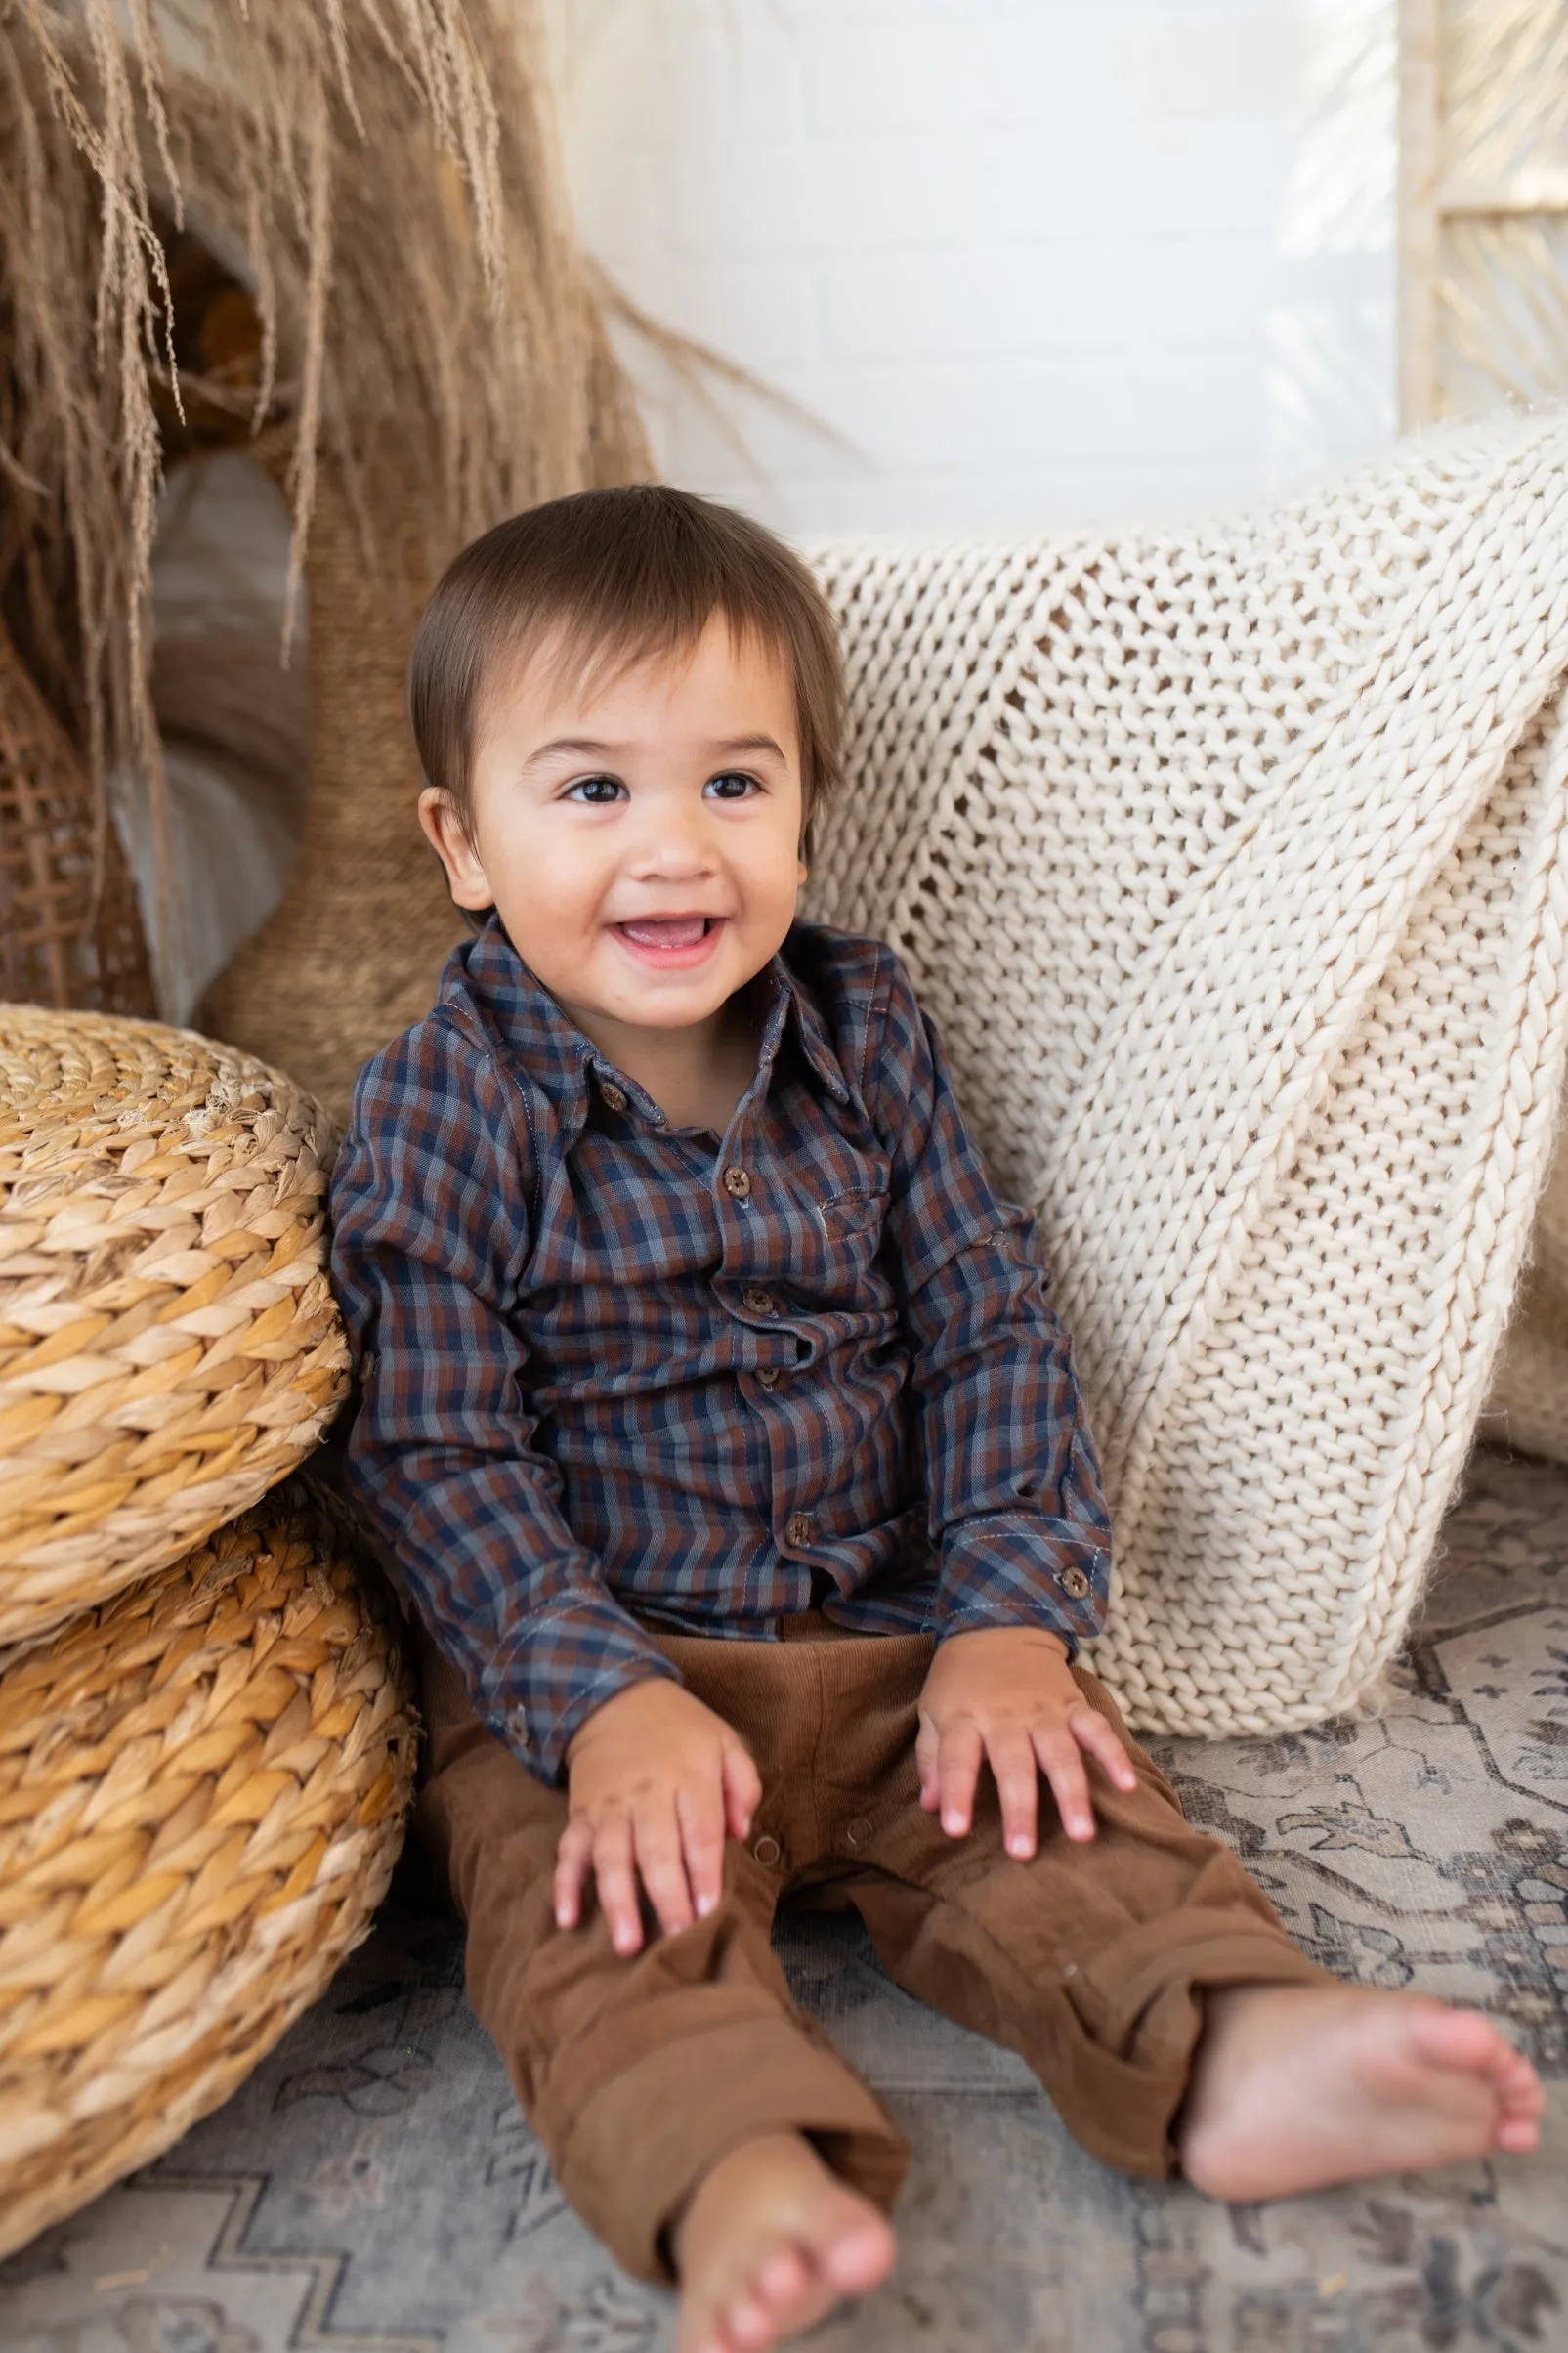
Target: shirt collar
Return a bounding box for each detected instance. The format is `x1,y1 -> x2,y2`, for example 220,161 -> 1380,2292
447,917 -> 851,1138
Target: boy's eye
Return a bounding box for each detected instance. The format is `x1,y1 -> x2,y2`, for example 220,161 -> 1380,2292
705,771 -> 760,800
564,774 -> 626,804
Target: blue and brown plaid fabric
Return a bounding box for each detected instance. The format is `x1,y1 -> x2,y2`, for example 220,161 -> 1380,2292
330,918 -> 1113,1782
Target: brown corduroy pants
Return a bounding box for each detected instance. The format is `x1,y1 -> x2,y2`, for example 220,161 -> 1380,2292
415,1618 -> 1328,2282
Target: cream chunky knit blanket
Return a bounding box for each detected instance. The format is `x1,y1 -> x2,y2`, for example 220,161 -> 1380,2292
806,406 -> 1568,1739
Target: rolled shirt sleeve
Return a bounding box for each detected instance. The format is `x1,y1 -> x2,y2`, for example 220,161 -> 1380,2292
868,956 -> 1113,1653
329,1011 -> 678,1781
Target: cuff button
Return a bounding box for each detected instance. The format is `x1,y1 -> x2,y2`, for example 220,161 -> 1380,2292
1058,1567 -> 1092,1601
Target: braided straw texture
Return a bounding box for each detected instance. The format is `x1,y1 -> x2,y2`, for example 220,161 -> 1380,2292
0,615 -> 153,1020
0,1488 -> 415,2260
0,1007 -> 348,1650
198,462 -> 472,1124
806,406 -> 1568,1737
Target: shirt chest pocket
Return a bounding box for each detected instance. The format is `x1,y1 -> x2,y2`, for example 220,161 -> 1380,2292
810,1181 -> 892,1296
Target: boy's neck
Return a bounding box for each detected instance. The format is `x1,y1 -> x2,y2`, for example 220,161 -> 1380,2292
560,987 -> 766,1137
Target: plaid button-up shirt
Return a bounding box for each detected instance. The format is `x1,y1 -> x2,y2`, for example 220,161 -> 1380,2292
330,918 -> 1112,1782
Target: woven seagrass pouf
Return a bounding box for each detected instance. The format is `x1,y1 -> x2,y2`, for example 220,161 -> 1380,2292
0,1489 -> 416,2259
0,1005 -> 349,1648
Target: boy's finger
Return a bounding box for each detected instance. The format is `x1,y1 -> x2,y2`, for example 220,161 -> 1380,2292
987,1728 -> 1040,1860
553,1818 -> 594,1929
1070,1707 -> 1140,1791
721,1737 -> 762,1842
675,1777 -> 727,1919
592,1817 -> 646,1956
633,1799 -> 697,1940
1035,1729 -> 1096,1842
937,1720 -> 985,1836
915,1716 -> 942,1810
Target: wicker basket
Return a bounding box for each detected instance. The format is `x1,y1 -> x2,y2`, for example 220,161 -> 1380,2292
0,1487 -> 416,2260
0,1005 -> 349,1649
0,615 -> 154,1019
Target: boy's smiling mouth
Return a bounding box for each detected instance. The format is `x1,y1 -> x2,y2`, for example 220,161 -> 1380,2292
611,915 -> 726,968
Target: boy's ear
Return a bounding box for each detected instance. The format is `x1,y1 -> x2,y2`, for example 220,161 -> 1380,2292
419,787 -> 493,911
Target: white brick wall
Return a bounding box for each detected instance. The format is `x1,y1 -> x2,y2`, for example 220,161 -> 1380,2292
551,0 -> 1398,537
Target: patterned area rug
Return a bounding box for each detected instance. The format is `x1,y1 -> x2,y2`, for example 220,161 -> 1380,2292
3,1448 -> 1565,2353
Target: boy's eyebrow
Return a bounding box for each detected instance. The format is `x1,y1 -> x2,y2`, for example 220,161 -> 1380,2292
522,732 -> 788,770
710,734 -> 788,761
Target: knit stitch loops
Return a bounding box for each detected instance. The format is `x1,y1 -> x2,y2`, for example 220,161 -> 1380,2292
807,407 -> 1568,1736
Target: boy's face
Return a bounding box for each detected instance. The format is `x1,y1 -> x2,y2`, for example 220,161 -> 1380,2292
420,614 -> 808,1039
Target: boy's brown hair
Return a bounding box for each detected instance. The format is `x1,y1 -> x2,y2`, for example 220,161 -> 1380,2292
408,485 -> 845,854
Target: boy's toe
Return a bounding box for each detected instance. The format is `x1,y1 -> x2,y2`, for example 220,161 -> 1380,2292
755,2246 -> 810,2310
722,2288 -> 776,2351
1500,2055 -> 1546,2109
823,2212 -> 896,2295
1409,2003 -> 1517,2081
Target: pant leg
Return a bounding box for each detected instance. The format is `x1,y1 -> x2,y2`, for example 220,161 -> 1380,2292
413,1630 -> 909,2281
798,1634 -> 1332,2180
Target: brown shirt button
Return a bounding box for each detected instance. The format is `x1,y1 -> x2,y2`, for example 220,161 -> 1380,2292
722,1165 -> 751,1200
742,1286 -> 777,1315
844,1816 -> 872,1848
599,1081 -> 628,1113
1058,1565 -> 1092,1601
752,1833 -> 783,1868
756,1367 -> 779,1390
785,1512 -> 813,1548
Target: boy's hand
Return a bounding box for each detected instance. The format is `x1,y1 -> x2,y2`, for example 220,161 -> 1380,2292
556,1678 -> 763,1956
917,1624 -> 1139,1856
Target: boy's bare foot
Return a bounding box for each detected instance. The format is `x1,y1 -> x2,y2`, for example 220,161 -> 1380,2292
1181,1985 -> 1546,2202
672,2130 -> 895,2353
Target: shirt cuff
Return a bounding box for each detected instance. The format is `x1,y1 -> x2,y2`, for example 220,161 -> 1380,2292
932,1511 -> 1111,1659
477,1595 -> 682,1783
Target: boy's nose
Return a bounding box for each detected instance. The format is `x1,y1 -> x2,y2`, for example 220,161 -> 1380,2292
626,808 -> 718,881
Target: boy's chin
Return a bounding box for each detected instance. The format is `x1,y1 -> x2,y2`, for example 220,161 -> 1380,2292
554,963 -> 738,1037
603,979 -> 737,1032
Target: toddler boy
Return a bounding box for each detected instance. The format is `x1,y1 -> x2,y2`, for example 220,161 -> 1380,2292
330,487 -> 1543,2353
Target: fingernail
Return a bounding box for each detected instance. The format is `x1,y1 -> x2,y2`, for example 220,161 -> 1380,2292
697,1892 -> 715,1917
944,1812 -> 963,1834
1008,1836 -> 1031,1859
